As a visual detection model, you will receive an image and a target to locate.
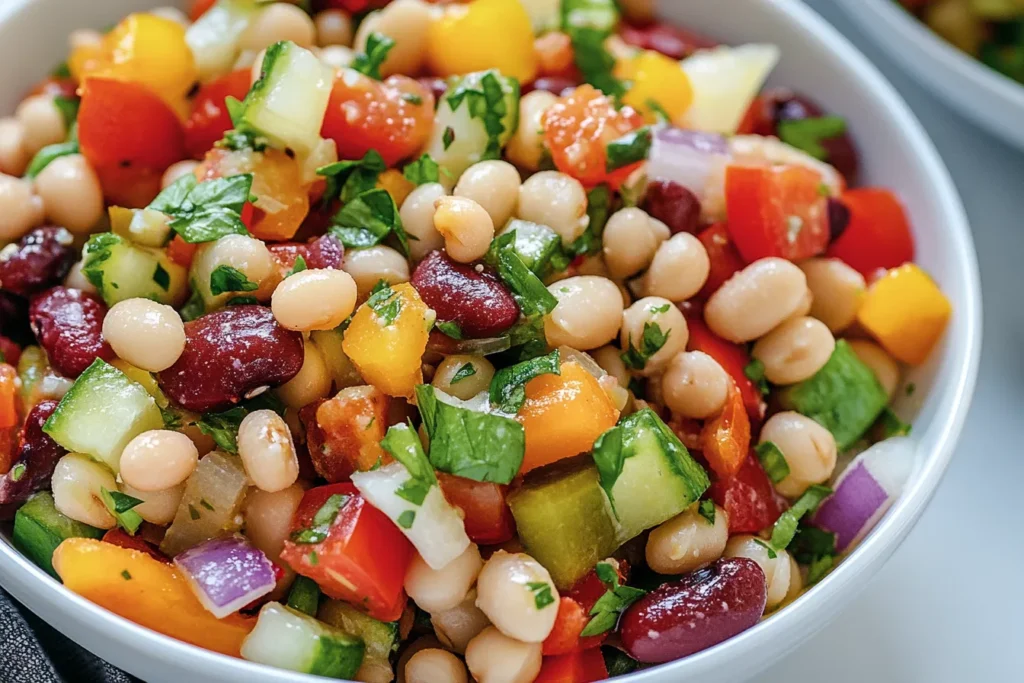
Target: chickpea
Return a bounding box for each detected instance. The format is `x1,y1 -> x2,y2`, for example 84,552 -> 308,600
591,346 -> 629,388
406,544 -> 483,614
433,196 -> 495,263
465,627 -> 542,683
644,232 -> 710,302
119,430 -> 199,492
704,257 -> 810,342
0,118 -> 30,176
475,551 -> 559,643
271,268 -> 358,332
517,171 -> 589,245
194,234 -> 275,302
759,411 -> 837,499
646,503 -> 729,574
51,454 -> 117,529
119,482 -> 185,526
544,276 -> 624,351
620,297 -> 688,376
662,350 -> 730,419
401,183 -> 447,261
602,208 -> 670,280
453,160 -> 521,229
724,535 -> 793,610
240,2 -> 316,51
276,342 -> 333,410
162,160 -> 200,189
342,246 -> 410,300
237,410 -> 300,493
34,155 -> 105,234
15,95 -> 66,156
319,45 -> 355,70
784,554 -> 804,605
244,484 -> 306,564
506,91 -> 558,171
787,288 -> 814,323
405,649 -> 468,683
354,0 -> 432,77
432,355 -> 495,401
315,9 -> 353,46
847,339 -> 900,399
799,258 -> 866,333
431,589 -> 491,654
102,299 -> 186,372
0,174 -> 44,242
752,316 -> 836,386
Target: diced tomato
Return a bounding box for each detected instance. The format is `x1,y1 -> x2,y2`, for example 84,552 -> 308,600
184,69 -> 252,160
535,649 -> 609,683
321,71 -> 435,167
542,560 -> 627,656
542,84 -> 646,188
696,222 -> 745,301
827,188 -> 914,277
188,0 -> 216,21
709,453 -> 784,534
685,316 -> 766,423
437,472 -> 516,546
699,384 -> 749,479
94,165 -> 164,209
167,235 -> 198,269
280,483 -> 414,622
724,164 -> 829,263
101,529 -> 169,563
618,22 -> 718,60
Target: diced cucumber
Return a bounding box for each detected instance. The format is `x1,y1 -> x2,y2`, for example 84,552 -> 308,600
238,41 -> 335,156
508,465 -> 618,589
186,0 -> 261,82
13,492 -> 103,578
779,340 -> 889,451
81,232 -> 187,307
318,599 -> 399,683
43,359 -> 164,474
160,452 -> 249,557
287,576 -> 322,616
241,602 -> 365,679
600,409 -> 710,543
494,220 -> 568,278
426,70 -> 521,179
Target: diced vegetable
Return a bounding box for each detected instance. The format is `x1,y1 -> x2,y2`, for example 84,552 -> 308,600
160,451 -> 249,557
43,359 -> 163,474
437,472 -> 516,546
699,385 -> 751,479
779,340 -> 888,450
174,535 -> 277,618
306,385 -> 390,483
827,188 -> 915,277
496,220 -> 569,279
241,602 -> 365,679
13,492 -> 104,578
54,538 -> 255,656
615,50 -> 694,125
680,44 -> 781,135
185,0 -> 260,82
708,453 -> 784,534
686,315 -> 766,422
856,264 -> 952,365
535,648 -> 609,683
318,599 -> 399,683
287,576 -> 322,616
309,329 -> 364,391
647,128 -> 729,210
81,232 -> 188,306
520,0 -> 562,33
427,0 -> 539,83
185,69 -> 254,160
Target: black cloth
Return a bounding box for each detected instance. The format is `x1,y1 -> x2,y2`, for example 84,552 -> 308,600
0,589 -> 139,683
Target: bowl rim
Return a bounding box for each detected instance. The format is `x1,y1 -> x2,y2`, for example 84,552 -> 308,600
0,0 -> 982,681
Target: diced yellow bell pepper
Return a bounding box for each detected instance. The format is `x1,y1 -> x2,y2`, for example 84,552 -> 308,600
342,283 -> 434,398
53,538 -> 255,657
377,168 -> 415,208
856,263 -> 952,365
70,13 -> 199,103
426,0 -> 539,84
615,50 -> 695,125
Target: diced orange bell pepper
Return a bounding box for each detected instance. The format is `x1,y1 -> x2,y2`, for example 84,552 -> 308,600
308,385 -> 392,482
167,235 -> 199,269
377,169 -> 415,209
856,263 -> 951,365
615,50 -> 694,125
0,364 -> 18,431
426,0 -> 539,83
517,361 -> 620,474
700,384 -> 750,479
535,648 -> 609,683
53,538 -> 255,657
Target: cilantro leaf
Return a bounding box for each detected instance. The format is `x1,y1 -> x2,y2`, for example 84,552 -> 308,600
568,184 -> 611,257
317,149 -> 387,206
380,422 -> 437,508
698,499 -> 716,525
606,126 -> 652,172
291,493 -> 350,544
435,320 -> 464,340
451,363 -> 477,385
366,280 -> 403,326
209,265 -> 259,297
287,255 -> 308,277
486,231 -> 558,317
351,32 -> 395,80
526,581 -> 556,610
403,154 -> 442,186
561,0 -> 627,99
580,560 -> 646,637
592,425 -> 625,516
789,526 -> 837,585
488,350 -> 560,414
755,441 -> 791,484
777,115 -> 846,161
53,95 -> 79,130
24,140 -> 79,179
442,126 -> 455,150
874,406 -> 912,440
397,510 -> 416,529
195,394 -> 286,454
504,315 -> 549,362
770,485 -> 833,551
152,173 -> 254,244
99,488 -> 144,535
753,538 -> 779,560
329,188 -> 410,256
620,321 -> 670,371
152,263 -> 171,291
744,358 -> 770,396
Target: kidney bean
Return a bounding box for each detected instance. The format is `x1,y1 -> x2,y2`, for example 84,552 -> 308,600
644,180 -> 702,235
0,336 -> 21,367
157,305 -> 304,413
0,227 -> 76,297
306,234 -> 344,270
411,250 -> 520,338
0,292 -> 33,346
0,400 -> 65,510
524,76 -> 580,97
29,287 -> 114,378
619,22 -> 719,60
620,558 -> 767,663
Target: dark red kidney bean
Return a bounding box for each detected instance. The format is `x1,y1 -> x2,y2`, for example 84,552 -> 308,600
306,234 -> 344,270
0,400 -> 64,509
0,291 -> 33,346
29,287 -> 114,378
0,336 -> 21,367
158,305 -> 304,413
644,180 -> 702,235
827,197 -> 851,243
418,77 -> 448,103
0,227 -> 76,297
620,557 -> 767,663
411,250 -> 520,338
524,76 -> 580,97
619,22 -> 719,60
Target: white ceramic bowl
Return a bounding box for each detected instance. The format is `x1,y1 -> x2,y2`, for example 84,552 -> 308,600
0,1 -> 982,681
833,0 -> 1024,150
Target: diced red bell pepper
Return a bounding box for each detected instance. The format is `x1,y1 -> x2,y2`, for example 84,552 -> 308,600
685,316 -> 766,423
542,560 -> 628,656
699,384 -> 750,479
188,0 -> 216,21
184,69 -> 252,160
535,649 -> 609,683
696,223 -> 745,301
827,188 -> 914,277
101,529 -> 169,563
280,483 -> 414,622
709,453 -> 784,534
724,164 -> 830,263
437,472 -> 516,546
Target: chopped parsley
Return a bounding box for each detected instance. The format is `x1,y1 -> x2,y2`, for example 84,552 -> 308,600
160,406 -> 184,431
380,422 -> 437,508
152,263 -> 171,291
527,581 -> 556,610
366,280 -> 403,325
777,115 -> 846,161
488,350 -> 560,414
121,570 -> 132,581
698,499 -> 716,525
188,504 -> 201,521
209,265 -> 259,297
291,493 -> 350,544
99,488 -> 144,535
769,485 -> 833,551
442,126 -> 455,150
24,139 -> 79,179
149,173 -> 254,244
744,358 -> 771,396
620,322 -> 670,371
317,149 -> 387,206
401,93 -> 423,105
905,383 -> 916,396
753,537 -> 778,560
195,393 -> 286,454
403,154 -> 442,186
568,184 -> 611,257
789,526 -> 837,585
580,561 -> 646,637
351,32 -> 395,80
645,98 -> 671,123
486,231 -> 558,317
329,188 -> 411,256
308,550 -> 319,566
435,320 -> 463,340
287,255 -> 307,277
755,441 -> 791,484
180,284 -> 206,322
606,127 -> 652,172
561,0 -> 627,99
450,363 -> 477,385
397,510 -> 416,529
53,95 -> 79,130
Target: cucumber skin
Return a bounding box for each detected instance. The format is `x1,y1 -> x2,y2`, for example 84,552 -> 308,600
81,232 -> 187,306
317,599 -> 399,667
13,492 -> 103,578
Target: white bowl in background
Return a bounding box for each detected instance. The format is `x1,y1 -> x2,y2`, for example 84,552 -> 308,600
833,0 -> 1024,150
0,0 -> 982,681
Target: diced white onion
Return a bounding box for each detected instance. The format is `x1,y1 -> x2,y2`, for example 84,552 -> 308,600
680,44 -> 781,135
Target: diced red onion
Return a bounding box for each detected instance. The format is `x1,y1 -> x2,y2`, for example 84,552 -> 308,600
174,535 -> 277,619
812,437 -> 916,553
647,128 -> 731,206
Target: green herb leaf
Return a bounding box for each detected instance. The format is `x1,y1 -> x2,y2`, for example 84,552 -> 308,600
606,126 -> 652,172
403,154 -> 442,186
9,463 -> 26,483
489,350 -> 560,414
180,283 -> 206,322
397,510 -> 416,529
620,322 -> 670,371
23,140 -> 79,179
777,115 -> 846,161
755,441 -> 791,484
99,488 -> 144,535
698,499 -> 716,525
770,485 -> 833,551
209,265 -> 259,297
329,188 -> 410,256
152,174 -> 254,244
195,394 -> 286,454
380,422 -> 437,507
753,537 -> 778,560
568,184 -> 611,257
151,263 -> 171,291
580,560 -> 646,637
875,406 -> 912,440
317,149 -> 387,205
51,61 -> 71,78
451,363 -> 477,385
159,406 -> 183,431
789,525 -> 836,584
188,504 -> 201,520
416,384 -> 525,484
645,98 -> 671,124
485,231 -> 558,317
562,0 -> 626,99
366,279 -> 403,326
287,255 -> 308,277
351,32 -> 395,80
445,70 -> 518,160
53,95 -> 80,130
286,576 -> 322,616
121,570 -> 132,581
435,320 -> 464,340
442,126 -> 455,150
504,315 -> 548,362
291,493 -> 350,544
527,581 -> 556,610
744,358 -> 770,396
402,93 -> 424,105
592,425 -> 624,516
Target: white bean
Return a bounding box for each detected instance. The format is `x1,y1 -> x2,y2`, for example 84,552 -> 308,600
33,154 -> 105,234
752,316 -> 836,385
0,118 -> 30,176
15,95 -> 66,156
506,91 -> 558,172
102,298 -> 186,372
465,627 -> 542,683
120,430 -> 199,492
432,355 -> 495,401
646,503 -> 729,574
0,173 -> 44,242
619,297 -> 688,376
341,246 -> 410,300
315,9 -> 353,47
119,482 -> 185,526
545,276 -> 625,351
517,171 -> 588,245
455,161 -> 521,229
475,551 -> 559,643
784,554 -> 804,605
319,45 -> 355,70
405,544 -> 483,614
244,484 -> 306,564
405,649 -> 468,683
51,454 -> 117,529
237,410 -> 300,493
276,342 -> 333,410
591,345 -> 629,388
602,207 -> 670,280
193,234 -> 275,302
799,258 -> 866,333
644,232 -> 710,302
431,589 -> 491,655
272,268 -> 358,332
704,257 -> 809,342
401,183 -> 447,261
240,3 -> 316,51
724,535 -> 792,610
847,339 -> 900,399
759,411 -> 838,499
661,350 -> 730,419
354,0 -> 432,77
433,196 -> 495,263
